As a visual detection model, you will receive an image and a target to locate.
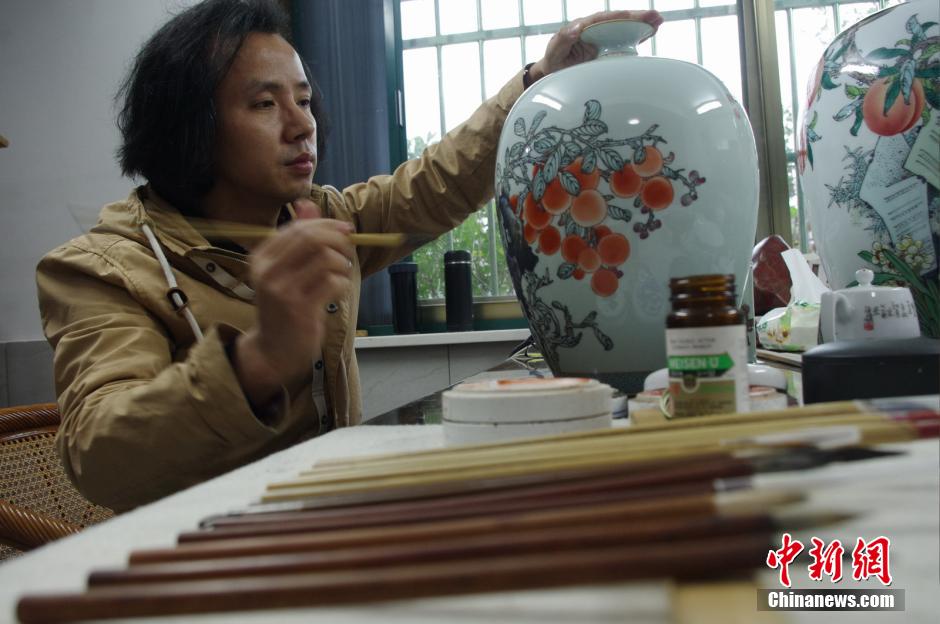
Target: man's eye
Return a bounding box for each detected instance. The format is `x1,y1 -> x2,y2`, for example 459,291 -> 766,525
298,98 -> 312,108
253,100 -> 275,109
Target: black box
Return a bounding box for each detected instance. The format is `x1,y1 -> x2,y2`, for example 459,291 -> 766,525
802,337 -> 939,404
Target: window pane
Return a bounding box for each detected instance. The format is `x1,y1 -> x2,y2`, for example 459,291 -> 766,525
414,235 -> 448,300
524,33 -> 554,64
609,0 -> 652,9
774,10 -> 796,155
838,1 -> 880,31
653,19 -> 697,63
439,0 -> 478,35
483,38 -> 522,98
523,0 -> 562,25
653,0 -> 694,11
787,162 -> 802,249
700,14 -> 742,104
790,5 -> 835,121
698,0 -> 733,7
403,48 -> 441,157
481,0 -> 519,30
452,211 -> 497,297
400,0 -> 435,40
566,0 -> 605,21
441,42 -> 482,132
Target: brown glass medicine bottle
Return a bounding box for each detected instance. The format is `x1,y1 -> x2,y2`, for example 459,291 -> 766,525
666,274 -> 749,418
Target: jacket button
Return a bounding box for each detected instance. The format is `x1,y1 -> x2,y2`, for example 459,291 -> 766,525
314,359 -> 324,370
326,302 -> 339,313
205,262 -> 216,273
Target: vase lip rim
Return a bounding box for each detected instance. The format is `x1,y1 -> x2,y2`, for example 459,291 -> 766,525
581,18 -> 656,48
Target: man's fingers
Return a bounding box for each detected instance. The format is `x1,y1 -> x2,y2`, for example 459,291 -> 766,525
291,198 -> 322,220
258,218 -> 354,269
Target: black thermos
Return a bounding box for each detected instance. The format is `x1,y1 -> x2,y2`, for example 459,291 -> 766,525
388,260 -> 418,334
444,250 -> 474,332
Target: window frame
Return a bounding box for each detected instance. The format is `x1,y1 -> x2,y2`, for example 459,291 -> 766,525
388,0 -> 900,307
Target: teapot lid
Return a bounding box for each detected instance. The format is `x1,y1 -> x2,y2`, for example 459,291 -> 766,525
851,267 -> 907,293
855,268 -> 875,287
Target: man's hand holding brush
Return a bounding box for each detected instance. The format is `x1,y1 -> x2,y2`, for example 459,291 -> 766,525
232,199 -> 354,414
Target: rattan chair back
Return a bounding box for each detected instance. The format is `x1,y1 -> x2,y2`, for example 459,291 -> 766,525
0,403 -> 113,560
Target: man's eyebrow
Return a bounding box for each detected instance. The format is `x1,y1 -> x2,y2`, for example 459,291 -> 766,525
244,80 -> 312,95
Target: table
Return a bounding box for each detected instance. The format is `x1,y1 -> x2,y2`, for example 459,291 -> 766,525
0,364 -> 937,623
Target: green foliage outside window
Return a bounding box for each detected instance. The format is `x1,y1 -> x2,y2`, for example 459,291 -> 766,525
407,133 -> 515,301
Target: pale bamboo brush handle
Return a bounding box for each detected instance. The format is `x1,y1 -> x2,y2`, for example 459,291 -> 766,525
205,452 -> 745,527
18,534 -> 772,623
185,216 -> 423,247
297,411 -> 937,481
312,399 -> 864,469
265,417 -> 929,500
304,407 -> 927,482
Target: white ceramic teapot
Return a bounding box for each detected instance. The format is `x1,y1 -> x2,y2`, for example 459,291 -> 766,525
819,269 -> 920,342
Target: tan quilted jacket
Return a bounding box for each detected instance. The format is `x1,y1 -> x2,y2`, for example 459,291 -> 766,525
36,72 -> 524,511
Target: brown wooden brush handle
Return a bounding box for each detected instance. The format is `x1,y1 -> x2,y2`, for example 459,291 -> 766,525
181,479 -> 723,542
132,492 -> 723,564
234,451 -> 742,515
93,514 -> 773,586
19,534 -> 771,623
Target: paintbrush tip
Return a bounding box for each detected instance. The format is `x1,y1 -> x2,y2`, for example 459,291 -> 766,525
771,510 -> 858,530
717,489 -> 806,516
747,445 -> 906,474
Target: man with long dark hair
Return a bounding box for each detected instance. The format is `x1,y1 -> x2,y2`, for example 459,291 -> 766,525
37,0 -> 661,510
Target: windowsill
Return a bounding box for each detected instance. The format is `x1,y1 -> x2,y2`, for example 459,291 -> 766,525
355,328 -> 530,349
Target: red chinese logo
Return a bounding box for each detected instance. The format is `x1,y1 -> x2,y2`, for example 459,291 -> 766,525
767,534 -> 892,586
851,536 -> 892,585
766,533 -> 804,587
807,537 -> 844,582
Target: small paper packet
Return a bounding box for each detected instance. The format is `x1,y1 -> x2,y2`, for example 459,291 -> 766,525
755,250 -> 831,352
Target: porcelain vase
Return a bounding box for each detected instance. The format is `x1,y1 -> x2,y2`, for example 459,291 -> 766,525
798,0 -> 939,338
495,19 -> 759,393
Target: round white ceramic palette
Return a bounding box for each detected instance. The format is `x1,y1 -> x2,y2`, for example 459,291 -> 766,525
442,377 -> 613,446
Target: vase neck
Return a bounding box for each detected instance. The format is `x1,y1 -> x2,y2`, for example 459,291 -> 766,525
597,44 -> 640,58
580,19 -> 653,60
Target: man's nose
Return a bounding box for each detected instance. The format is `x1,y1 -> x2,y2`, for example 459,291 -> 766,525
286,106 -> 315,143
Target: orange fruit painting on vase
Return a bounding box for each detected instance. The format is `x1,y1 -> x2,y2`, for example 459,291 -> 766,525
799,0 -> 939,337
500,101 -> 706,303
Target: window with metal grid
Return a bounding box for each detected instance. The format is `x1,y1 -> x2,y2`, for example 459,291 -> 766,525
398,0 -> 904,300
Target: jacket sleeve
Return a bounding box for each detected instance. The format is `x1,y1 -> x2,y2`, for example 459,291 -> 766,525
36,243 -> 297,512
339,70 -> 525,278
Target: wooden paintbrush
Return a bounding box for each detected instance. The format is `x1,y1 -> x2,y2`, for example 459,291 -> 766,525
305,402 -> 937,479
127,489 -> 801,565
257,417 -> 935,503
18,534 -> 773,623
88,509 -> 849,587
183,480 -> 728,543
198,446 -> 895,530
309,398 -> 933,473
